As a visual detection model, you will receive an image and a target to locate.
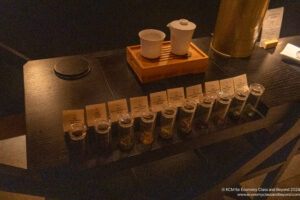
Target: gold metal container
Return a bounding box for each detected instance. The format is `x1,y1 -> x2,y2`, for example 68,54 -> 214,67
211,0 -> 270,57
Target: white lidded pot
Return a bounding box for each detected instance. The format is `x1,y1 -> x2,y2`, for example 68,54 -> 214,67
167,19 -> 196,55
139,29 -> 166,59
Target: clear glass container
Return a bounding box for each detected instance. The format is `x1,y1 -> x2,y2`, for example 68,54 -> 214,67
229,88 -> 249,119
140,111 -> 156,145
212,91 -> 232,125
118,113 -> 135,151
94,118 -> 111,149
68,122 -> 87,152
178,99 -> 196,135
69,122 -> 87,141
197,95 -> 215,128
246,83 -> 265,117
160,106 -> 177,139
248,83 -> 265,109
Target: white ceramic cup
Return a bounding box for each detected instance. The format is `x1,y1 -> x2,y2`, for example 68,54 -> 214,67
139,29 -> 166,59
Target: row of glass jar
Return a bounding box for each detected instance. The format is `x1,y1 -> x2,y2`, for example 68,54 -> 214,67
68,82 -> 265,151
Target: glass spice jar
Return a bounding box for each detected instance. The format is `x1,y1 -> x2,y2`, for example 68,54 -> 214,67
229,88 -> 249,120
212,91 -> 232,126
197,95 -> 215,128
160,106 -> 177,139
118,113 -> 135,151
94,118 -> 111,150
68,122 -> 87,151
246,83 -> 265,117
248,83 -> 265,108
140,111 -> 156,145
178,99 -> 196,135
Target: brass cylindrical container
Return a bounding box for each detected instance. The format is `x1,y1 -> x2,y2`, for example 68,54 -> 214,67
211,0 -> 270,57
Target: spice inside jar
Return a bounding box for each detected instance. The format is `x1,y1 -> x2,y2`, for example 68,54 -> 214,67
68,122 -> 87,152
69,122 -> 87,141
196,95 -> 214,128
248,83 -> 265,109
160,107 -> 177,139
178,100 -> 196,135
118,113 -> 135,151
94,119 -> 111,149
212,91 -> 232,126
229,88 -> 249,120
140,111 -> 156,145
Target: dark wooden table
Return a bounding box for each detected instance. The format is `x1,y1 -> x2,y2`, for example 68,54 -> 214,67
24,36 -> 300,179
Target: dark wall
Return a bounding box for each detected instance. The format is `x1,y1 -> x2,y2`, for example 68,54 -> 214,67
0,1 -> 220,59
1,0 -> 300,59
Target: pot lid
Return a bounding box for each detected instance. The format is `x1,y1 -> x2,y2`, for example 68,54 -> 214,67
168,19 -> 196,31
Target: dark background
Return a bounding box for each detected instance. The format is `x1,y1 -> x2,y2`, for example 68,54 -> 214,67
0,0 -> 300,116
1,0 -> 300,59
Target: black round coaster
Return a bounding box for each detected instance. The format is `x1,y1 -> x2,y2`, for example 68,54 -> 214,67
54,57 -> 90,80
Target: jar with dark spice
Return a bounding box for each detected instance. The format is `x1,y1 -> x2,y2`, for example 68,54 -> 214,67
68,122 -> 87,152
245,83 -> 265,117
212,91 -> 232,126
229,88 -> 249,120
94,118 -> 111,150
248,83 -> 265,108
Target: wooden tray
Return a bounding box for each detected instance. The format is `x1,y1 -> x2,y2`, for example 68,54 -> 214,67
126,41 -> 209,83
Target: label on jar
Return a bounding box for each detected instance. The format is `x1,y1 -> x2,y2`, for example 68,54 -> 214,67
85,103 -> 107,127
62,109 -> 85,132
233,74 -> 249,91
108,99 -> 128,122
186,84 -> 203,103
205,80 -> 220,98
150,91 -> 168,112
167,87 -> 185,107
220,78 -> 235,97
130,96 -> 149,118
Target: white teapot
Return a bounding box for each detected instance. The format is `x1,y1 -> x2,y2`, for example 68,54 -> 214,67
167,19 -> 196,55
